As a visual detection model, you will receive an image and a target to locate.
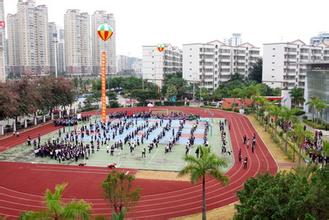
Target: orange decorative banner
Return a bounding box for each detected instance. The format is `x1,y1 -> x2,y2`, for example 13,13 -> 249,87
101,52 -> 107,123
97,24 -> 113,123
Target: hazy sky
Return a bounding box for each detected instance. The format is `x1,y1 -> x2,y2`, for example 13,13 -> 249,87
4,0 -> 329,58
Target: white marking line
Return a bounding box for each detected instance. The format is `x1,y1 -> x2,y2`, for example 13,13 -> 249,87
31,168 -> 109,175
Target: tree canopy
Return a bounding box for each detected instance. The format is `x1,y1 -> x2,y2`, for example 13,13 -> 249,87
248,58 -> 262,83
235,165 -> 329,220
19,183 -> 91,220
102,170 -> 140,219
0,77 -> 75,120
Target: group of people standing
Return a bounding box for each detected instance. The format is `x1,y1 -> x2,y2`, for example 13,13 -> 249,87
238,133 -> 257,168
304,130 -> 329,165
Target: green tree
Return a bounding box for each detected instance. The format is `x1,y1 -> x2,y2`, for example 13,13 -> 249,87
0,83 -> 19,120
162,73 -> 188,100
198,88 -> 210,101
178,146 -> 228,220
306,96 -> 319,122
291,123 -> 312,163
248,58 -> 262,83
290,87 -> 305,108
130,89 -> 158,105
166,84 -> 178,100
314,98 -> 328,122
234,172 -> 311,220
307,165 -> 329,219
102,170 -> 140,220
19,183 -> 91,220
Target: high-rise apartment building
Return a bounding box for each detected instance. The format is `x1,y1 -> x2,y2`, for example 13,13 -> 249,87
117,55 -> 141,74
48,22 -> 57,74
7,0 -> 50,76
183,40 -> 260,90
0,0 -> 5,82
262,40 -> 329,90
142,44 -> 182,88
57,29 -> 65,74
91,11 -> 116,75
64,9 -> 91,75
131,59 -> 142,75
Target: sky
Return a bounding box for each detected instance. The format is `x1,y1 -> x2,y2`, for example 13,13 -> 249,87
4,0 -> 329,58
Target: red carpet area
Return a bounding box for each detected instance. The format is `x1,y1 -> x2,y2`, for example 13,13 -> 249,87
0,107 -> 278,219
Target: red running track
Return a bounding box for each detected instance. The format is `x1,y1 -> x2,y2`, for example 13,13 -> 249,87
0,107 -> 278,219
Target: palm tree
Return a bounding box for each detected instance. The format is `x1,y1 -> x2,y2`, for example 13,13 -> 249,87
306,96 -> 319,122
253,96 -> 269,121
19,183 -> 91,220
280,107 -> 298,132
289,87 -> 305,108
314,99 -> 328,122
266,104 -> 282,131
178,146 -> 228,220
291,122 -> 314,163
231,88 -> 242,110
293,164 -> 318,180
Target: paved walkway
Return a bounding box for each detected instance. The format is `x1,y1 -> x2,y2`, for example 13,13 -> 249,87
247,115 -> 296,171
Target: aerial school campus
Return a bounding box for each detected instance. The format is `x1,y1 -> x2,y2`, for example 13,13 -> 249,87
1,0 -> 329,219
0,106 -> 278,220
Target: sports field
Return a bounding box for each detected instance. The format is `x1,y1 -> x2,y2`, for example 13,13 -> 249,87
0,106 -> 278,219
0,116 -> 233,172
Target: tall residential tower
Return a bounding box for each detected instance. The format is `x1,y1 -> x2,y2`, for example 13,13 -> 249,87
91,11 -> 116,75
0,0 -> 5,81
7,0 -> 50,76
64,9 -> 91,75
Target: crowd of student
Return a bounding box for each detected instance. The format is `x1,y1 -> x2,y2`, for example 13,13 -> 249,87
53,115 -> 91,126
304,130 -> 329,165
29,112 -> 208,163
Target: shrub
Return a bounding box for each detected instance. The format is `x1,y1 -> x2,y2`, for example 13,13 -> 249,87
303,119 -> 329,130
108,101 -> 120,108
294,110 -> 305,116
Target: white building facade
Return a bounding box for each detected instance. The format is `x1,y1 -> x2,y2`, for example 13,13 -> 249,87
64,9 -> 91,75
183,40 -> 260,90
0,0 -> 5,82
262,40 -> 329,90
7,0 -> 50,76
142,44 -> 182,88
